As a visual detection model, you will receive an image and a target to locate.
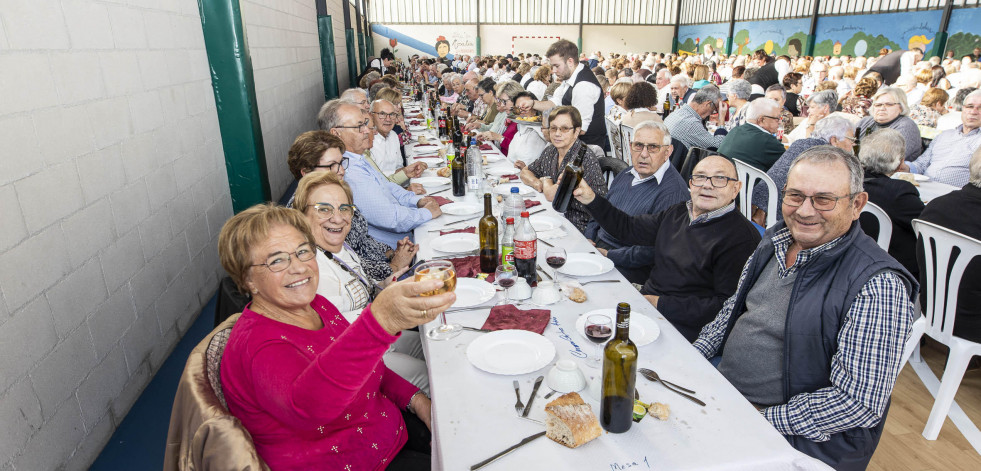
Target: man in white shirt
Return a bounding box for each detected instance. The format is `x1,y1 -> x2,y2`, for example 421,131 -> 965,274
531,39 -> 607,148
369,99 -> 425,192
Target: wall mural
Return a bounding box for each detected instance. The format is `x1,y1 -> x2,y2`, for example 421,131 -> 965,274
814,10 -> 942,57
732,18 -> 810,57
946,7 -> 981,57
677,22 -> 729,55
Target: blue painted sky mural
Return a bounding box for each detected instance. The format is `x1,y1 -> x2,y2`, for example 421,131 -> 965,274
733,18 -> 810,56
946,7 -> 981,57
677,23 -> 729,54
815,10 -> 942,56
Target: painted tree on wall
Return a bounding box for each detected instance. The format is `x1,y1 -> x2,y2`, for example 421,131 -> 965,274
814,32 -> 900,57
734,29 -> 752,55
947,32 -> 981,57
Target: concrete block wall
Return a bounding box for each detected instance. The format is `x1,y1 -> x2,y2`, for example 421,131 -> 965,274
0,0 -> 230,468
241,0 -> 326,201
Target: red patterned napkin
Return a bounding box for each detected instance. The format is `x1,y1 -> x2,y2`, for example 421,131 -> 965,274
481,305 -> 551,334
439,227 -> 475,236
500,174 -> 518,181
524,200 -> 541,209
408,120 -> 422,125
479,143 -> 494,151
445,255 -> 496,282
415,143 -> 438,148
432,196 -> 453,206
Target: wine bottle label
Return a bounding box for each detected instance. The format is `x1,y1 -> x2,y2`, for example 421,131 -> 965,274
617,314 -> 630,329
514,239 -> 536,259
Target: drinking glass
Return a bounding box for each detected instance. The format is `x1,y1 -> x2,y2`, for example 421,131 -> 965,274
495,264 -> 517,305
414,260 -> 461,340
545,247 -> 567,283
583,314 -> 613,368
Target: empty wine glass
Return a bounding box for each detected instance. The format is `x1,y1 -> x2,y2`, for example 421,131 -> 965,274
414,260 -> 460,340
583,314 -> 613,368
495,264 -> 517,305
545,247 -> 567,283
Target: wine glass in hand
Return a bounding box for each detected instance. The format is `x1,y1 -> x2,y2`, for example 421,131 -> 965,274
545,247 -> 567,283
583,314 -> 613,368
415,260 -> 461,340
495,264 -> 517,306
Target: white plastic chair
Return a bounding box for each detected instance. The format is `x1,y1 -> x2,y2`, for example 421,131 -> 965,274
605,116 -> 624,162
620,123 -> 635,165
732,159 -> 778,228
909,219 -> 981,440
861,202 -> 893,251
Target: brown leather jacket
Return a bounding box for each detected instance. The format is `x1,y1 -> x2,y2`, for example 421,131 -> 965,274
163,314 -> 269,470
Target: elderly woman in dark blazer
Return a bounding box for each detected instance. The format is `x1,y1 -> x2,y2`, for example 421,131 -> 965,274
858,87 -> 923,161
217,204 -> 453,469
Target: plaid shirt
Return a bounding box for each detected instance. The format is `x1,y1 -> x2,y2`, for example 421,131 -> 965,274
694,227 -> 913,441
688,201 -> 735,226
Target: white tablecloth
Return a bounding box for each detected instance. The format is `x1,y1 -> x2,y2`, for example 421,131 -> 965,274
403,106 -> 832,471
915,179 -> 959,204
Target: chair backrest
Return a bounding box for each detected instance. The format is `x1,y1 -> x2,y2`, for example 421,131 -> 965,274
605,116 -> 624,161
912,219 -> 981,345
598,157 -> 630,188
669,137 -> 688,172
619,123 -> 635,164
861,202 -> 893,251
206,327 -> 233,410
733,159 -> 778,228
679,147 -> 712,181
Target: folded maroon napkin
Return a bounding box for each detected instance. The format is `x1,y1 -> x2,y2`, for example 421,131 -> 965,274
439,227 -> 475,236
415,143 -> 438,148
524,200 -> 541,209
479,143 -> 494,151
408,119 -> 422,125
432,196 -> 453,206
500,174 -> 519,181
444,255 -> 496,281
481,305 -> 551,334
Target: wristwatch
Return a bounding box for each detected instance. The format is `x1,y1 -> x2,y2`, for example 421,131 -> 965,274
406,390 -> 429,413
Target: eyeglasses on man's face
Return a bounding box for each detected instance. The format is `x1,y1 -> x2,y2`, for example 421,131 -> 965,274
335,119 -> 372,132
630,141 -> 668,154
690,174 -> 738,188
313,156 -> 349,173
371,111 -> 400,120
495,97 -> 512,105
782,190 -> 857,211
251,243 -> 316,273
306,203 -> 356,220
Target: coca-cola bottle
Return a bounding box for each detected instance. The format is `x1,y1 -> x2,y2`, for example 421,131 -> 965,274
513,211 -> 538,286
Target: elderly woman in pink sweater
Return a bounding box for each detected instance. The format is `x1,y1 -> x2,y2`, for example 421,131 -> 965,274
217,204 -> 453,470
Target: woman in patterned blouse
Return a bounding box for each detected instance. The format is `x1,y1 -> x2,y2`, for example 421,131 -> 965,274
909,87 -> 949,128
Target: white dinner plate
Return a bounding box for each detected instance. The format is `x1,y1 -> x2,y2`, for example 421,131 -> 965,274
466,330 -> 556,375
529,214 -> 564,232
485,166 -> 521,177
483,153 -> 506,163
892,172 -> 929,182
493,182 -> 536,196
441,202 -> 482,216
413,176 -> 451,187
574,309 -> 660,347
451,278 -> 497,308
431,233 -> 479,254
557,253 -> 615,277
408,126 -> 428,132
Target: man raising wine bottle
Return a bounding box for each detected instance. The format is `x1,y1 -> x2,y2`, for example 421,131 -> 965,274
518,106 -> 607,234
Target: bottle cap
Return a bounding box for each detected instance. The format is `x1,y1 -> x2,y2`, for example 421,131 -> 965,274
521,211 -> 530,217
506,217 -> 515,223
510,187 -> 519,193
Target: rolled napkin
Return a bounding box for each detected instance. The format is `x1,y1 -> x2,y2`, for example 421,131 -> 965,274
445,255 -> 496,282
439,227 -> 475,236
481,305 -> 551,335
500,174 -> 519,181
479,143 -> 494,151
524,200 -> 541,209
432,196 -> 454,206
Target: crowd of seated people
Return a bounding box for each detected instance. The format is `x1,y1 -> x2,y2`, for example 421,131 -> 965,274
186,41 -> 981,470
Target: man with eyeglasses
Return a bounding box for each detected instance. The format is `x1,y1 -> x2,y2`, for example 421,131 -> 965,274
717,98 -> 787,172
574,153 -> 760,342
369,99 -> 426,191
663,85 -> 727,150
318,99 -> 441,249
693,146 -> 916,470
898,89 -> 981,186
583,121 -> 690,285
340,88 -> 370,114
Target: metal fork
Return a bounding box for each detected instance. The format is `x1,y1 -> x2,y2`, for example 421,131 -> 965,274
513,380 -> 524,415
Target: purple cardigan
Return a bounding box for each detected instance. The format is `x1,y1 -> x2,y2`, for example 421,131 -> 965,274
220,295 -> 418,470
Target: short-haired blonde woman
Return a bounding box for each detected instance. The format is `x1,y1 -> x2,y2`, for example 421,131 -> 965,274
858,87 -> 923,161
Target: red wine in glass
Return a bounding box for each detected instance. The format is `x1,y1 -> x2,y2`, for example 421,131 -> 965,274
546,256 -> 566,269
585,324 -> 612,343
498,277 -> 516,288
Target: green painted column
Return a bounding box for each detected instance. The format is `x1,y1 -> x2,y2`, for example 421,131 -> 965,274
672,38 -> 679,54
804,34 -> 817,57
318,15 -> 340,100
476,36 -> 481,56
346,28 -> 357,87
724,38 -> 733,56
932,32 -> 948,59
197,0 -> 270,212
358,32 -> 368,69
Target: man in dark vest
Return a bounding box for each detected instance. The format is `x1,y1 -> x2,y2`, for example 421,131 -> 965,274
531,39 -> 607,149
693,146 -> 917,470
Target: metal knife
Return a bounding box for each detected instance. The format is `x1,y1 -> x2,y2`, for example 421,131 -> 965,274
433,250 -> 478,260
470,431 -> 547,470
537,237 -> 555,247
521,375 -> 544,417
526,207 -> 547,216
428,188 -> 450,196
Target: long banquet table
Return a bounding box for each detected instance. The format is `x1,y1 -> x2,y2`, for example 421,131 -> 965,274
401,101 -> 832,471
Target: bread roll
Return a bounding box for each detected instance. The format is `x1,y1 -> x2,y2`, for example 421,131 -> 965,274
545,392 -> 602,448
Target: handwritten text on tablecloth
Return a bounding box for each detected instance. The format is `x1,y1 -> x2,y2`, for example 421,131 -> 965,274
551,316 -> 586,358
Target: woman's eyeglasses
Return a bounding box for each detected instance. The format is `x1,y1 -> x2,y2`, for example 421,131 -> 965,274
251,243 -> 316,273
313,157 -> 349,173
307,203 -> 357,219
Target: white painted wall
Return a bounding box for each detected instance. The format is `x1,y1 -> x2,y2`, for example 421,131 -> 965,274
583,25 -> 674,55
241,0 -> 325,201
0,0 -> 229,468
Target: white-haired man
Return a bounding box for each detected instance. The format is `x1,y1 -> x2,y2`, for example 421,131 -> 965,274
900,89 -> 981,186
718,98 -> 786,171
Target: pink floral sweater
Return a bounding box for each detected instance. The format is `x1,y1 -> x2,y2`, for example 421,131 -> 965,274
220,295 -> 419,470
